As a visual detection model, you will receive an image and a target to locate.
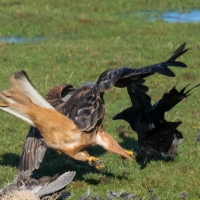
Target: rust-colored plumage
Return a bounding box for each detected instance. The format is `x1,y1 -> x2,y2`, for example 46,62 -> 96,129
0,71 -> 133,170
19,43 -> 188,172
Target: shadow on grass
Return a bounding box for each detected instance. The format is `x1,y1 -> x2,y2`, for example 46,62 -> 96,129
0,128 -> 174,185
0,153 -> 20,168
0,146 -> 127,185
30,146 -> 125,183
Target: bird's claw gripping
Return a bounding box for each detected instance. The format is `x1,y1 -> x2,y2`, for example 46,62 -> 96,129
121,150 -> 134,166
88,156 -> 104,169
124,150 -> 134,158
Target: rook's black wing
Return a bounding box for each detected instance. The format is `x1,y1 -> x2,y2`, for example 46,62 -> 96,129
112,78 -> 151,125
153,84 -> 200,119
127,79 -> 151,111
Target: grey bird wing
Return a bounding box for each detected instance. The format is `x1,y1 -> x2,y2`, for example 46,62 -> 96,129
36,171 -> 76,196
0,170 -> 75,197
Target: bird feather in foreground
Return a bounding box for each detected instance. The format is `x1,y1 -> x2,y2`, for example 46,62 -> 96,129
0,171 -> 75,200
19,43 -> 188,172
113,81 -> 200,168
0,71 -> 133,169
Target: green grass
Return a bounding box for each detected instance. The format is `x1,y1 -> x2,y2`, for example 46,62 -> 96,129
0,0 -> 200,199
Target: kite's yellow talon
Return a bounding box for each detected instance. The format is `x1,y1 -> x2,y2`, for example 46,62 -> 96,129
124,150 -> 134,156
88,156 -> 99,163
95,164 -> 104,170
88,156 -> 104,169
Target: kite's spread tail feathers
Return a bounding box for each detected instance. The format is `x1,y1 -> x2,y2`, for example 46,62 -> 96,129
0,70 -> 54,126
